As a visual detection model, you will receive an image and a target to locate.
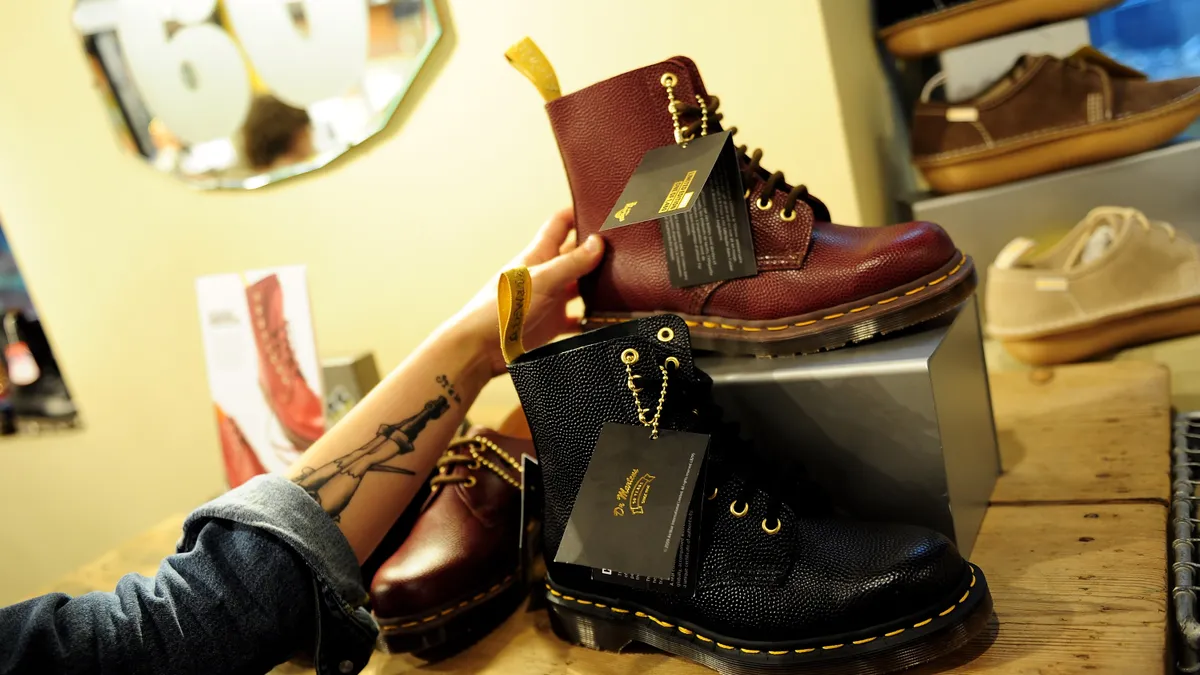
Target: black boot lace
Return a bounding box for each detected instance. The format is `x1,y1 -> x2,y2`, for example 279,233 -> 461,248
674,96 -> 812,221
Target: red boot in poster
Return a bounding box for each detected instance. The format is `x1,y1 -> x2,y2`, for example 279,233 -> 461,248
215,405 -> 267,488
246,274 -> 324,449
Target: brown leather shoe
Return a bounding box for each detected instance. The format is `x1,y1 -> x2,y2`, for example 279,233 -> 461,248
913,48 -> 1200,194
537,54 -> 976,355
370,411 -> 534,654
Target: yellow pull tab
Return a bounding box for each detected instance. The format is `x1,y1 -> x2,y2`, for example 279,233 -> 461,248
498,266 -> 533,364
505,37 -> 561,102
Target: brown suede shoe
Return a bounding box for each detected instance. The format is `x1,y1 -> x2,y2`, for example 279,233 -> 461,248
371,410 -> 534,654
913,48 -> 1200,194
512,42 -> 977,356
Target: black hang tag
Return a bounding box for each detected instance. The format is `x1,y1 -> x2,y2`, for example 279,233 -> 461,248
589,484 -> 703,595
555,423 -> 709,584
598,131 -> 757,288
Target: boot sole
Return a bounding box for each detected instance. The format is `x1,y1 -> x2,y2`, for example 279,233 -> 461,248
916,94 -> 1200,194
998,296 -> 1200,365
879,0 -> 1124,59
586,253 -> 976,356
546,564 -> 992,675
375,573 -> 524,656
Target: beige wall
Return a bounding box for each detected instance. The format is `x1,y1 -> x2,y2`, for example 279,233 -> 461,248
0,0 -> 894,604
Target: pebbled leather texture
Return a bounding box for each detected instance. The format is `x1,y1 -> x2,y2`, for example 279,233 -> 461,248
370,428 -> 533,619
509,317 -> 967,641
546,57 -> 958,320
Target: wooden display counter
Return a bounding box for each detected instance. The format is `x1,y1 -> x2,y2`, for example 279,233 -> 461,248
42,362 -> 1172,674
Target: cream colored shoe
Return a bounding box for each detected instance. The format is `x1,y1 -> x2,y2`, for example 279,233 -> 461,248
986,206 -> 1200,365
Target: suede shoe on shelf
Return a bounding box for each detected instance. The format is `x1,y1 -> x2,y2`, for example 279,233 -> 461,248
877,0 -> 1123,59
246,274 -> 325,449
510,41 -> 976,356
913,48 -> 1200,194
987,207 -> 1200,365
371,409 -> 536,654
504,300 -> 993,674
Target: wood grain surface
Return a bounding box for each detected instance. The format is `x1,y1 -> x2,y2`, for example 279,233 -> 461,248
987,361 -> 1170,504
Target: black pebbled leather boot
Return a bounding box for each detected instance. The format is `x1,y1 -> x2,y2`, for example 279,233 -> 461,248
508,314 -> 993,674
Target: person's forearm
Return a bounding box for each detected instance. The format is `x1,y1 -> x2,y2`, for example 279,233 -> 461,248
287,319 -> 492,561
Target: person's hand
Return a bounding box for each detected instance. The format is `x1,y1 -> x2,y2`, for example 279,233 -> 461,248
450,207 -> 604,378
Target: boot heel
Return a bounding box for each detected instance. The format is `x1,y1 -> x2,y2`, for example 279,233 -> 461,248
548,602 -> 636,652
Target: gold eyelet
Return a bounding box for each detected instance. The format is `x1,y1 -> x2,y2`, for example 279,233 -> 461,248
657,327 -> 675,343
756,198 -> 773,211
465,476 -> 478,488
780,209 -> 797,222
665,356 -> 680,370
660,72 -> 678,87
621,348 -> 640,365
730,501 -> 749,517
762,518 -> 781,535
707,488 -> 718,501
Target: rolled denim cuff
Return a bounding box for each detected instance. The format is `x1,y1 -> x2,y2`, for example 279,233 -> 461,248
180,475 -> 378,675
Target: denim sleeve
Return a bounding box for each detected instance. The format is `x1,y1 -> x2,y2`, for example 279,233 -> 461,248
0,475 -> 378,675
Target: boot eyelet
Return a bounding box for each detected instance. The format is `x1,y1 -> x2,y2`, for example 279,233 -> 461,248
621,348 -> 640,365
465,476 -> 478,488
762,518 -> 782,535
730,501 -> 749,517
657,327 -> 675,343
665,356 -> 680,370
660,72 -> 678,87
756,198 -> 773,211
780,209 -> 797,222
707,488 -> 718,501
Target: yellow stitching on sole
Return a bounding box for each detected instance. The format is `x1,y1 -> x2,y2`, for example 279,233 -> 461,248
853,637 -> 876,645
421,615 -> 438,623
769,650 -> 789,655
741,326 -> 762,332
905,286 -> 926,296
685,321 -> 699,327
562,596 -> 575,601
970,575 -> 976,588
594,603 -> 606,608
960,590 -> 970,603
400,621 -> 419,628
885,629 -> 905,637
473,593 -> 485,601
717,643 -> 734,650
823,644 -> 844,650
635,611 -> 647,618
440,608 -> 454,616
696,634 -> 713,643
794,320 -> 817,327
939,605 -> 956,617
576,600 -> 593,605
766,325 -> 788,331
913,619 -> 932,628
678,627 -> 693,635
740,649 -> 761,654
823,313 -> 846,320
489,584 -> 500,592
927,275 -> 948,285
719,324 -> 737,330
611,608 -> 630,614
703,322 -> 719,328
458,601 -> 468,607
877,297 -> 899,304
795,648 -> 815,654
849,306 -> 870,313
549,589 -> 561,597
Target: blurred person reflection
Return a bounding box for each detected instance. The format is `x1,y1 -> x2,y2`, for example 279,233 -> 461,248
242,95 -> 316,172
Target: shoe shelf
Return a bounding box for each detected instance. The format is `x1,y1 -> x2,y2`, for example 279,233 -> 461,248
34,361 -> 1172,674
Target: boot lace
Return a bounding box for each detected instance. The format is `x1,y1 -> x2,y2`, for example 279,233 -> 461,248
672,94 -> 811,221
431,435 -> 523,491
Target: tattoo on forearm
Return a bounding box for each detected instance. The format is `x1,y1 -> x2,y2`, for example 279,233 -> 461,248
435,374 -> 462,404
292,395 -> 450,520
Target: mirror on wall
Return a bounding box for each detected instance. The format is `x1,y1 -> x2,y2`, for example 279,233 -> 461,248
0,218 -> 79,436
74,0 -> 442,189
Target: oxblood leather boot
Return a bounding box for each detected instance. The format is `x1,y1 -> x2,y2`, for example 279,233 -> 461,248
246,274 -> 324,449
516,46 -> 976,356
371,409 -> 536,654
506,312 -> 993,674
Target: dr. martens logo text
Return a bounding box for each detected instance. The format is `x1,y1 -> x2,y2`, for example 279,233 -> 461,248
614,201 -> 638,222
613,468 -> 655,516
658,170 -> 697,213
506,274 -> 527,344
